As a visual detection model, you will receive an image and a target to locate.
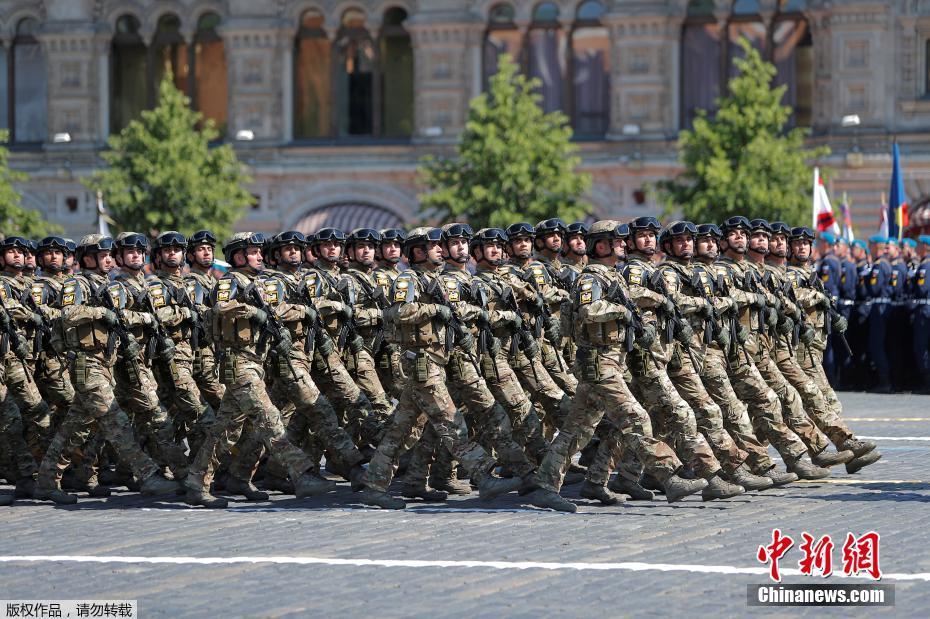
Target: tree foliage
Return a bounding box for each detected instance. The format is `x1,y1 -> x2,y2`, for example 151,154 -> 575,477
419,55 -> 591,228
86,73 -> 252,240
658,38 -> 829,226
0,131 -> 61,238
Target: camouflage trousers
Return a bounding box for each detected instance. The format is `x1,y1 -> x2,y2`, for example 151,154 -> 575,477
756,341 -> 829,455
797,343 -> 854,446
4,353 -> 52,460
0,370 -> 38,481
36,353 -> 160,490
35,352 -> 75,429
155,342 -> 211,458
185,355 -> 315,492
192,346 -> 225,411
725,339 -> 808,463
536,350 -> 681,493
699,347 -> 776,473
404,350 -> 535,486
773,340 -> 842,453
231,353 -> 365,483
375,343 -> 406,401
541,339 -> 578,397
510,347 -> 571,435
626,348 -> 721,479
114,358 -> 189,480
312,344 -> 381,447
362,354 -> 497,493
668,346 -> 748,474
345,346 -> 395,418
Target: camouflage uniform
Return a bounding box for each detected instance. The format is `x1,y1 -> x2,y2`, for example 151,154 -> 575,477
184,267 -> 226,412
372,264 -> 406,399
30,271 -> 76,427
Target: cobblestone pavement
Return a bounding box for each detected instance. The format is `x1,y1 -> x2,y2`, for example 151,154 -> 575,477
2,393 -> 928,617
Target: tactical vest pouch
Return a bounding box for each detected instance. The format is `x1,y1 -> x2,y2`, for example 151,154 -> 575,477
49,319 -> 68,355
480,352 -> 499,382
220,353 -> 238,385
667,348 -> 683,374
415,352 -> 429,383
344,349 -> 358,374
73,353 -> 87,391
192,348 -> 203,376
579,349 -> 601,383
449,354 -> 466,382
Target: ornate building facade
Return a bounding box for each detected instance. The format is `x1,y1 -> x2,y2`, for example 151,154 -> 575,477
2,0 -> 930,238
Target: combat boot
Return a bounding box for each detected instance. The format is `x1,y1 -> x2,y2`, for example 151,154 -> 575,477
641,472 -> 666,493
358,488 -> 406,510
839,438 -> 877,458
400,484 -> 448,502
702,473 -> 745,501
526,488 -> 577,513
0,493 -> 12,506
846,450 -> 882,474
429,477 -> 472,495
811,447 -> 855,467
33,487 -> 78,505
225,477 -> 270,501
763,469 -> 798,486
140,474 -> 181,496
85,482 -> 112,498
259,474 -> 294,494
579,481 -> 624,505
184,489 -> 228,509
14,477 -> 35,499
663,474 -> 707,503
294,472 -> 337,498
477,475 -> 523,501
786,455 -> 830,480
348,464 -> 366,491
728,464 -> 774,491
563,471 -> 585,486
518,473 -> 540,496
608,476 -> 655,501
578,438 -> 599,468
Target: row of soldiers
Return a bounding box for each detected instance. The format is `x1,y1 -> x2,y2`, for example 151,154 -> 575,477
816,232 -> 930,393
0,216 -> 881,511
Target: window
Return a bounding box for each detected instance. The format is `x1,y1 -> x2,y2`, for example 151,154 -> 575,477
680,0 -> 813,128
294,10 -> 331,138
4,17 -> 48,142
334,9 -> 376,136
380,8 -> 413,137
528,3 -> 565,114
152,14 -> 189,101
192,13 -> 228,134
111,15 -> 147,133
571,0 -> 609,136
483,3 -> 522,88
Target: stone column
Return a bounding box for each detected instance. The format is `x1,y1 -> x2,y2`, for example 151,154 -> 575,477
39,25 -> 99,143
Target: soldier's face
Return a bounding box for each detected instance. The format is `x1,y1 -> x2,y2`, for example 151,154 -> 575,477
446,238 -> 469,264
769,234 -> 788,258
191,243 -> 214,268
380,241 -> 401,263
244,246 -> 264,269
427,240 -> 444,265
696,237 -> 718,260
672,235 -> 693,259
725,229 -> 747,253
542,232 -> 562,253
612,238 -> 626,259
568,234 -> 586,256
304,247 -> 316,263
278,243 -> 302,267
887,244 -> 900,259
852,246 -> 867,260
509,236 -> 532,259
95,250 -> 115,273
918,243 -> 929,258
790,239 -> 812,261
40,249 -> 64,270
835,243 -> 848,258
351,241 -> 377,266
25,254 -> 36,270
749,232 -> 770,254
318,240 -> 341,262
634,230 -> 656,253
160,246 -> 183,268
2,248 -> 24,270
122,247 -> 146,270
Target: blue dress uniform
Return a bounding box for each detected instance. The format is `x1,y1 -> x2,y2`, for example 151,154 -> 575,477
816,238 -> 843,384
889,247 -> 911,389
865,242 -> 895,392
911,236 -> 930,392
850,241 -> 872,386
838,253 -> 859,387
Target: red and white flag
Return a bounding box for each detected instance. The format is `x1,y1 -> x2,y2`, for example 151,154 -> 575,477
812,167 -> 840,235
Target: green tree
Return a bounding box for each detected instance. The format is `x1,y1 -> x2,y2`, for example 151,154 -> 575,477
658,38 -> 829,226
419,54 -> 591,228
86,73 -> 252,240
0,131 -> 61,238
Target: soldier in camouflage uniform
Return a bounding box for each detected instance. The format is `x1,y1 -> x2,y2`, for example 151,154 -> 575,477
786,226 -> 882,474
656,221 -> 775,491
616,217 -> 743,501
358,227 -> 524,509
184,230 -> 226,415
400,223 -> 539,500
692,224 -> 798,486
0,236 -> 54,468
33,235 -> 179,504
527,220 -> 706,513
715,216 -> 831,480
108,232 -> 190,483
373,228 -> 407,398
560,222 -> 588,367
183,232 -> 333,508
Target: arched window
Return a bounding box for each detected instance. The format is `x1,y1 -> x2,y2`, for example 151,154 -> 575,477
528,2 -> 564,114
111,14 -> 147,133
680,0 -> 813,128
483,3 -> 522,88
5,17 -> 48,142
380,7 -> 413,137
570,0 -> 609,136
294,9 -> 331,138
192,12 -> 227,133
334,9 -> 376,136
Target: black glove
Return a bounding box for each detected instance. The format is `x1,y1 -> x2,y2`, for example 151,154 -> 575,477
737,324 -> 750,344
714,325 -> 731,350
477,310 -> 490,326
776,316 -> 794,336
830,312 -> 848,333
661,297 -> 676,315
252,308 -> 268,326
766,307 -> 778,330
700,300 -> 715,319
458,331 -> 475,350
157,336 -> 176,361
316,333 -> 335,356
304,305 -> 318,325
545,317 -> 561,343
100,309 -> 119,326
751,293 -> 767,309
636,323 -> 657,349
274,330 -> 293,356
434,305 -> 452,324
339,304 -> 354,321
522,338 -> 540,359
348,334 -> 365,354
674,318 -> 694,344
122,334 -> 142,359
511,313 -> 524,330
29,312 -> 45,327
799,324 -> 816,345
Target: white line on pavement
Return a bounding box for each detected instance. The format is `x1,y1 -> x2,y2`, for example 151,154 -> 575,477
0,555 -> 927,582
857,436 -> 930,441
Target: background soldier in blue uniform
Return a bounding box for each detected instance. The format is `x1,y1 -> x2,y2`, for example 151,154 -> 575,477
886,240 -> 910,390
835,238 -> 858,388
865,236 -> 894,392
816,233 -> 842,385
911,236 -> 930,393
850,239 -> 871,388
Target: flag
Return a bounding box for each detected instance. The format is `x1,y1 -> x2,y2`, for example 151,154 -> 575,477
812,167 -> 840,235
839,192 -> 855,242
96,190 -> 112,237
887,141 -> 909,241
878,192 -> 889,238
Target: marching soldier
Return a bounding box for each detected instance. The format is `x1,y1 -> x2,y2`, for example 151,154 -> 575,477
184,230 -> 226,414
373,228 -> 407,398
